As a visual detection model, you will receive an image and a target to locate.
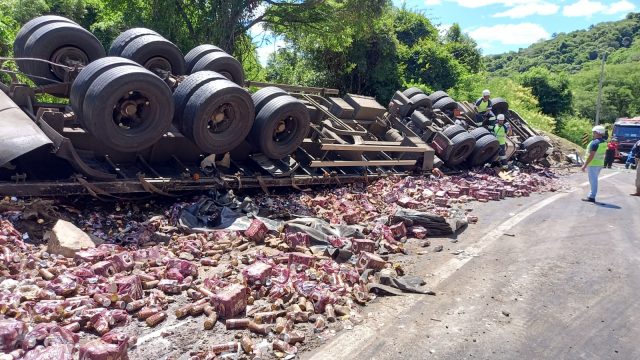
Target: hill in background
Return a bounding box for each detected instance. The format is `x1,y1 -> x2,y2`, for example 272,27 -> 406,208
485,13 -> 640,76
480,13 -> 640,145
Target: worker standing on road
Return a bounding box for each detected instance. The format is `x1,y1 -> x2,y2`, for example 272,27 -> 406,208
475,89 -> 492,123
581,125 -> 607,203
604,137 -> 618,168
494,114 -> 512,167
630,139 -> 640,196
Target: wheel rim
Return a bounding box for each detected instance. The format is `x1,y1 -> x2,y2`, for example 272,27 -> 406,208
207,103 -> 234,134
144,56 -> 172,74
273,116 -> 297,144
112,90 -> 152,134
50,46 -> 89,79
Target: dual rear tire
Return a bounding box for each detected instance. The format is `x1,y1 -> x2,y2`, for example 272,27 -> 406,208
70,59 -> 174,152
15,17 -> 105,85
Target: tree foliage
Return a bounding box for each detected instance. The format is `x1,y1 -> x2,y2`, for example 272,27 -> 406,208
519,67 -> 572,119
571,62 -> 640,123
265,6 -> 482,104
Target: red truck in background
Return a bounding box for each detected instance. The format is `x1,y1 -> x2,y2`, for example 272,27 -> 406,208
613,117 -> 640,161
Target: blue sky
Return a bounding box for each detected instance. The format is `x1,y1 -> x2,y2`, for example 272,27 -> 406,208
251,0 -> 637,64
395,0 -> 636,55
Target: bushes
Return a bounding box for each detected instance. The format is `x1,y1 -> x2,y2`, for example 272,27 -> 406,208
557,115 -> 592,146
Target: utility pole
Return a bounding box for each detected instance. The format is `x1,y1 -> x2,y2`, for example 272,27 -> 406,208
595,51 -> 606,125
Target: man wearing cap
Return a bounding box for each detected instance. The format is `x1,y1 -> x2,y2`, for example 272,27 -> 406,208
494,114 -> 512,167
475,89 -> 492,123
581,125 -> 607,202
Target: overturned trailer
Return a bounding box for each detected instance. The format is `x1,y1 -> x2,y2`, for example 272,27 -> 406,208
0,16 -> 549,198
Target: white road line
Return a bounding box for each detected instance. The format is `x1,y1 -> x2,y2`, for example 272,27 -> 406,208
306,171 -> 620,360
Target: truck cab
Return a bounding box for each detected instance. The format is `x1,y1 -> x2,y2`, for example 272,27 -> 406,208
613,117 -> 640,160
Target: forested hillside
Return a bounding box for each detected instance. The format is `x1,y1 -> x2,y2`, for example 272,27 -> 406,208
482,13 -> 640,144
485,13 -> 640,75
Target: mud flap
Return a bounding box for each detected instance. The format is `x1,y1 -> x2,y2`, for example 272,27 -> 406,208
0,91 -> 52,165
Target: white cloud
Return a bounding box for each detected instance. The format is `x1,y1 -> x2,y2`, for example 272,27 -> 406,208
468,23 -> 550,45
561,0 -> 635,17
494,1 -> 560,18
562,0 -> 606,16
604,0 -> 636,14
453,0 -> 530,9
424,0 -> 442,5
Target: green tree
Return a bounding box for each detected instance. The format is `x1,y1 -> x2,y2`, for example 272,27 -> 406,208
0,2 -> 19,57
400,38 -> 463,91
443,23 -> 482,73
393,8 -> 437,47
520,67 -> 573,119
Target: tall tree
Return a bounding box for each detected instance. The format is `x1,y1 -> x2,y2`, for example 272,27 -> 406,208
444,23 -> 482,73
520,67 -> 572,119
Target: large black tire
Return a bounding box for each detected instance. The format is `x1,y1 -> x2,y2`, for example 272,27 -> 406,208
184,44 -> 225,73
433,97 -> 458,111
70,57 -> 140,122
410,93 -> 432,110
249,95 -> 310,159
82,65 -> 174,152
469,127 -> 491,140
443,124 -> 466,139
191,52 -> 245,86
402,87 -> 424,99
173,71 -> 228,128
445,132 -> 475,166
428,90 -> 449,103
108,28 -> 160,56
182,79 -> 255,154
119,34 -> 186,75
467,134 -> 500,166
490,97 -> 509,115
14,16 -> 78,58
20,23 -> 105,85
400,93 -> 432,118
251,87 -> 288,115
518,135 -> 550,163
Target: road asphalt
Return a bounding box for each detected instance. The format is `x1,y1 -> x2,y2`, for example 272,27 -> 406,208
304,166 -> 640,360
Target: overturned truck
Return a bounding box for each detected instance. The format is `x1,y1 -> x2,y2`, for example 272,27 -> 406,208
0,16 -> 551,197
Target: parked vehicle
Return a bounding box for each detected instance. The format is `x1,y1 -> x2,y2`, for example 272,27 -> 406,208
612,117 -> 640,161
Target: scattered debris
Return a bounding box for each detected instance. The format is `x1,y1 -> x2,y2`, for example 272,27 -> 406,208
0,167 -> 563,358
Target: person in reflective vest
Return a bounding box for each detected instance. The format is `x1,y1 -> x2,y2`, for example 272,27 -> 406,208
475,89 -> 492,123
581,125 -> 607,202
493,114 -> 512,167
631,139 -> 640,196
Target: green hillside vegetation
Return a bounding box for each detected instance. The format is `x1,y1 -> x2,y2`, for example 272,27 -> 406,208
484,13 -> 640,145
485,13 -> 640,75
